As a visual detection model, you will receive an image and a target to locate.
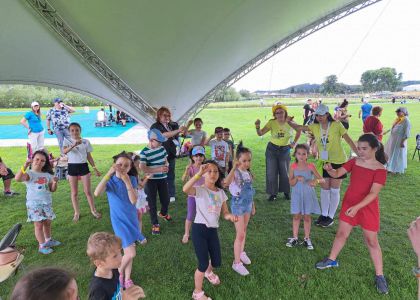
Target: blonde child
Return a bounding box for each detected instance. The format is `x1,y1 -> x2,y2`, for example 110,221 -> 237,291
183,161 -> 238,300
63,122 -> 101,222
132,154 -> 150,244
94,151 -> 141,289
286,144 -> 324,250
15,150 -> 61,254
181,146 -> 205,244
224,141 -> 255,276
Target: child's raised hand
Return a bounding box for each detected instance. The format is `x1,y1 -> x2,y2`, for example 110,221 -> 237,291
187,119 -> 194,126
323,163 -> 333,171
198,163 -> 210,176
286,116 -> 294,122
120,172 -> 131,183
255,119 -> 261,127
24,159 -> 32,169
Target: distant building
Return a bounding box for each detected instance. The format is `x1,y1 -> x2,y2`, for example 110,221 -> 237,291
403,84 -> 420,92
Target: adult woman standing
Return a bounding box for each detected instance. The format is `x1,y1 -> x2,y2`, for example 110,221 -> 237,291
384,107 -> 411,174
20,101 -> 44,151
255,103 -> 301,201
334,99 -> 351,129
363,106 -> 384,142
150,106 -> 186,202
288,104 -> 358,228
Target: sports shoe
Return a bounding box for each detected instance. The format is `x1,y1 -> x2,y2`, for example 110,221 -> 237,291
302,238 -> 314,250
315,215 -> 325,226
4,191 -> 19,197
44,239 -> 61,247
375,275 -> 389,294
232,262 -> 249,276
169,197 -> 176,203
39,247 -> 53,255
321,217 -> 334,227
286,237 -> 299,248
267,195 -> 276,202
284,192 -> 290,200
240,251 -> 251,265
158,212 -> 173,222
152,224 -> 160,235
315,257 -> 339,269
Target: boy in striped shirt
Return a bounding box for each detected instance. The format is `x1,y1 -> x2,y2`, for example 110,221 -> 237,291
140,129 -> 172,235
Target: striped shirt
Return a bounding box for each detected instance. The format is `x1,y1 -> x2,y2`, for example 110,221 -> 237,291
139,146 -> 168,179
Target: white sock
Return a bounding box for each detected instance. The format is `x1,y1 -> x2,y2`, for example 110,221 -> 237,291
328,188 -> 341,219
320,189 -> 330,217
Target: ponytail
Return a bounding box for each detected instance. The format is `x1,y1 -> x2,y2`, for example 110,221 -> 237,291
236,140 -> 251,160
375,143 -> 387,165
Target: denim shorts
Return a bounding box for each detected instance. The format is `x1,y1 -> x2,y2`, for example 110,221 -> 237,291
230,196 -> 253,216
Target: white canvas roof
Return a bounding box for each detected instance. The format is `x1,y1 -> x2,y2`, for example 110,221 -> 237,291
0,0 -> 380,126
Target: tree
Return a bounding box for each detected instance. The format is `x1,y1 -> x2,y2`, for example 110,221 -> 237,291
321,75 -> 338,95
239,89 -> 251,99
213,87 -> 241,102
360,67 -> 402,92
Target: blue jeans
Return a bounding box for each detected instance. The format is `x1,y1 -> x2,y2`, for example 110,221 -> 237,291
54,128 -> 70,154
230,181 -> 255,216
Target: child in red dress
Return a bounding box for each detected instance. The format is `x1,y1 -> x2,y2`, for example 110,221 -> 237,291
315,134 -> 389,295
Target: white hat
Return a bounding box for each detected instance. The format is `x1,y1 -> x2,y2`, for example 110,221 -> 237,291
314,104 -> 329,115
31,101 -> 40,107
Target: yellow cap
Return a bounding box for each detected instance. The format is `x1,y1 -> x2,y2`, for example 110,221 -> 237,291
272,104 -> 288,114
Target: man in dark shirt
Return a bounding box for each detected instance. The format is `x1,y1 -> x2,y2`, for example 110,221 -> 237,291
303,99 -> 314,125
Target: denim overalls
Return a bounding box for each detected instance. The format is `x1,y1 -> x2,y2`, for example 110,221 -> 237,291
231,170 -> 255,216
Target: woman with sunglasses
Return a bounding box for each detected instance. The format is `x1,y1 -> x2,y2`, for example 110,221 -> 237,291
20,101 -> 45,151
288,104 -> 358,228
255,103 -> 301,202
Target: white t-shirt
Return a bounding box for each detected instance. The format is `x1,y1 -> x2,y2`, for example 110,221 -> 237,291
194,186 -> 228,228
97,110 -> 106,122
63,138 -> 93,164
229,169 -> 252,196
24,170 -> 53,206
189,129 -> 207,146
208,139 -> 229,167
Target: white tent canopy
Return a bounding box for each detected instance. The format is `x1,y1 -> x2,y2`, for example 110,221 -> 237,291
0,0 -> 380,126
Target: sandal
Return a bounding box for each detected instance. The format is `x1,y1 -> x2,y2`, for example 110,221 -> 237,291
181,234 -> 189,244
72,214 -> 80,223
204,271 -> 220,285
192,290 -> 212,300
91,211 -> 102,219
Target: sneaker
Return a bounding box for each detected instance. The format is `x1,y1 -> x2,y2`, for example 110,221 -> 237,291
321,217 -> 334,228
375,275 -> 389,294
315,257 -> 339,269
39,247 -> 53,255
232,262 -> 249,276
158,212 -> 173,222
284,192 -> 290,200
286,237 -> 299,248
240,251 -> 251,265
4,191 -> 19,197
315,215 -> 324,226
152,224 -> 160,235
44,239 -> 61,247
267,195 -> 277,202
169,197 -> 176,203
302,238 -> 314,250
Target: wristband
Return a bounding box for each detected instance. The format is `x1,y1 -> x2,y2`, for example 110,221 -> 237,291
316,179 -> 320,184
104,175 -> 110,181
21,166 -> 27,174
194,174 -> 201,180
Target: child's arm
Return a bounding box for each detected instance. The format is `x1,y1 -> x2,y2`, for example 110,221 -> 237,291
15,160 -> 31,182
344,183 -> 384,217
62,139 -> 81,155
309,164 -> 326,187
183,164 -> 209,195
251,202 -> 256,216
87,152 -> 101,176
181,165 -> 190,182
291,130 -> 302,147
121,173 -> 138,205
139,174 -> 151,189
94,165 -> 115,197
288,167 -> 300,186
185,119 -> 194,130
139,162 -> 168,174
49,176 -> 58,192
223,161 -> 237,186
323,163 -> 348,178
204,134 -> 215,145
221,201 -> 238,222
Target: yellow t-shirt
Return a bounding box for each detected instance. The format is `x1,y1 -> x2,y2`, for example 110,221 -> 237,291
308,121 -> 347,164
263,119 -> 293,146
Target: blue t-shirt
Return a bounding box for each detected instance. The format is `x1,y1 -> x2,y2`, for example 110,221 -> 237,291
361,103 -> 373,121
106,175 -> 141,248
24,111 -> 43,133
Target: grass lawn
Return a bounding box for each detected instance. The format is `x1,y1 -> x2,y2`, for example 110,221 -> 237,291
0,103 -> 419,299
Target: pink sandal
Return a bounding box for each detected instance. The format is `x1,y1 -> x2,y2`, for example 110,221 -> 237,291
204,271 -> 220,285
192,290 -> 212,300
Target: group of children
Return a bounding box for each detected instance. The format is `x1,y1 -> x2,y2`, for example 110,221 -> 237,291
8,111 -> 391,297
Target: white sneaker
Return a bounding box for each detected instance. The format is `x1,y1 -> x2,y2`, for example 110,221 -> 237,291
232,262 -> 249,276
240,251 -> 251,265
170,197 -> 176,203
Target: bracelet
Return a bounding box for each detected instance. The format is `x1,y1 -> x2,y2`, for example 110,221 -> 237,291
316,179 -> 320,184
104,175 -> 110,181
21,166 -> 26,174
194,174 -> 201,180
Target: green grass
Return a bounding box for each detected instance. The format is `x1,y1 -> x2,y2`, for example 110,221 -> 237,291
0,103 -> 419,299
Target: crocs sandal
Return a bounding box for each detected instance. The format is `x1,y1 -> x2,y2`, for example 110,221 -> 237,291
192,290 -> 212,300
181,234 -> 189,244
91,211 -> 102,219
204,271 -> 220,285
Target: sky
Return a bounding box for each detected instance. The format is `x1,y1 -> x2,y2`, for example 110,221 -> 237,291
233,0 -> 420,92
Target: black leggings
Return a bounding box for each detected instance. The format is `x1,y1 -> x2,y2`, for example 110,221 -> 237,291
145,178 -> 169,225
192,223 -> 221,272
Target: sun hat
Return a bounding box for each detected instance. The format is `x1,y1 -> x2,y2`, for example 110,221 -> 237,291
53,97 -> 62,103
147,128 -> 167,143
396,107 -> 408,116
30,101 -> 40,107
272,103 -> 288,114
191,146 -> 205,156
314,104 -> 329,115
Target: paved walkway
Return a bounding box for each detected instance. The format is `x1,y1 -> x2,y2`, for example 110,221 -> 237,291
0,124 -> 148,147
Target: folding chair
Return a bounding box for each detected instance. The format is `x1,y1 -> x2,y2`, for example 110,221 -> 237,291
412,134 -> 420,161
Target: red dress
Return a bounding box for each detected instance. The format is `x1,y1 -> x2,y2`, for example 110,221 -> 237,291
339,159 -> 387,232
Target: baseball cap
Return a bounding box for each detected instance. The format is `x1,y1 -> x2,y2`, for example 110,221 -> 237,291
314,104 -> 329,115
147,129 -> 167,143
191,146 -> 205,156
31,101 -> 40,107
53,97 -> 62,103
